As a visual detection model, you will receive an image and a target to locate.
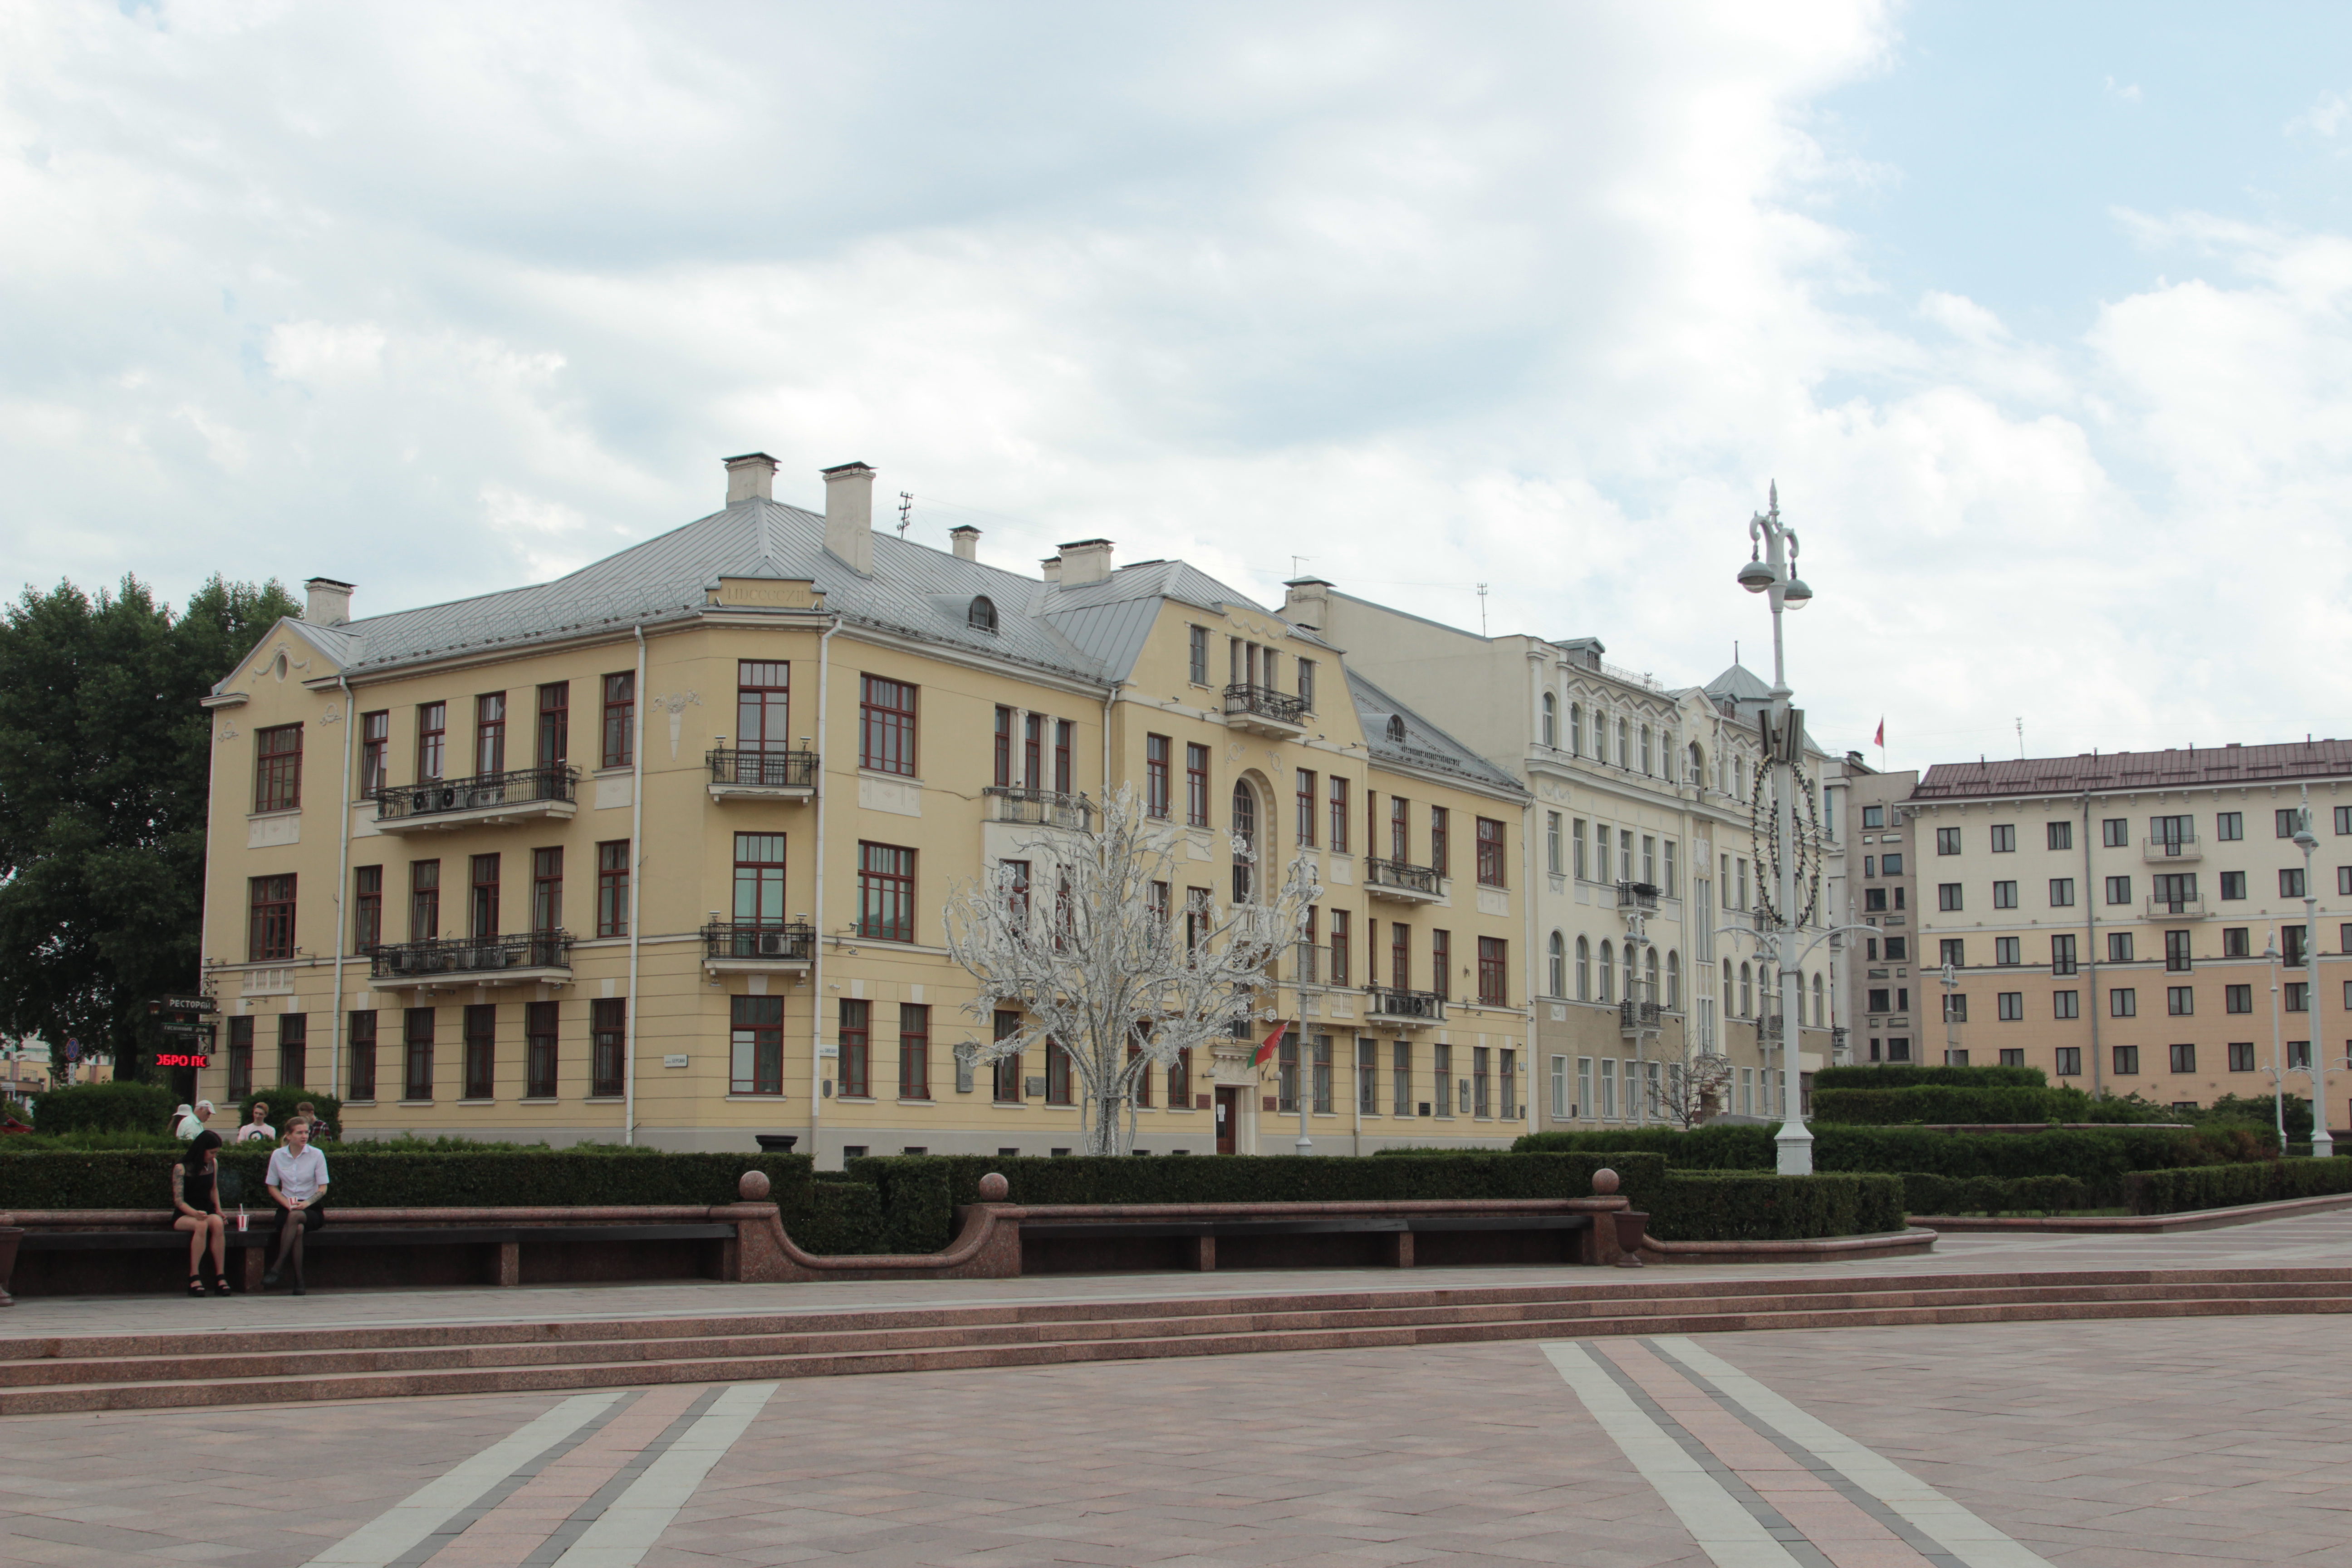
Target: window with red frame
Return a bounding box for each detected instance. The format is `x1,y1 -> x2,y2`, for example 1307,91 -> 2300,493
416,702 -> 446,781
1476,818 -> 1507,887
1429,807 -> 1449,878
475,692 -> 506,774
859,675 -> 917,775
839,999 -> 871,1098
1478,936 -> 1507,1005
596,841 -> 629,937
1054,719 -> 1073,794
360,710 -> 389,794
1145,733 -> 1171,817
255,724 -> 303,812
353,865 -> 382,952
1296,769 -> 1317,846
403,1006 -> 435,1100
348,1009 -> 377,1101
600,673 -> 634,768
589,998 -> 624,1097
536,683 -> 568,767
1023,713 -> 1043,788
1431,929 -> 1451,999
1391,923 -> 1410,991
463,1004 -> 495,1100
227,1016 -> 254,1099
731,995 -> 784,1095
469,853 -> 500,940
898,1003 -> 931,1099
858,843 -> 916,941
525,1000 -> 558,1099
1329,909 -> 1351,986
1186,743 -> 1210,826
1391,796 -> 1410,863
995,707 -> 1014,788
1329,777 -> 1351,853
249,874 -> 296,961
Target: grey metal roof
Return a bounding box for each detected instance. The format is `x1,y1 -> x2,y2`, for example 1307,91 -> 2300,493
1916,741 -> 2352,800
216,498 -> 1273,693
1347,670 -> 1527,796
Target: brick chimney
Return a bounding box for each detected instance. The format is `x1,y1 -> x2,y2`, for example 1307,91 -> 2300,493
950,525 -> 980,562
822,462 -> 876,575
724,451 -> 777,504
1281,577 -> 1332,631
1058,538 -> 1113,587
303,577 -> 354,627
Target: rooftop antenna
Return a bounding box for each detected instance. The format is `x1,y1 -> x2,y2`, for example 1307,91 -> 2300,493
1476,583 -> 1489,636
2016,717 -> 2024,759
1291,555 -> 1310,577
897,491 -> 913,539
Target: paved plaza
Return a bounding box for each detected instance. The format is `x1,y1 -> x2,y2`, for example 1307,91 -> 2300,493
3,1215 -> 2350,1567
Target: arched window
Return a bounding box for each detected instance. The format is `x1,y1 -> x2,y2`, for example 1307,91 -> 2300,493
966,595 -> 998,633
1617,718 -> 1629,766
1230,780 -> 1256,903
1548,931 -> 1566,997
1689,741 -> 1705,785
1598,940 -> 1615,1004
1813,971 -> 1825,1028
1644,947 -> 1659,1004
1735,758 -> 1746,799
1386,715 -> 1406,743
1640,725 -> 1652,775
1570,703 -> 1584,755
1722,958 -> 1734,1013
1666,951 -> 1681,1010
1661,730 -> 1675,782
1541,692 -> 1557,748
1576,936 -> 1591,1000
1739,961 -> 1753,1017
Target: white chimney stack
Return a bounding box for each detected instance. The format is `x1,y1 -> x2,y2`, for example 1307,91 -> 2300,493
1039,555 -> 1061,584
304,577 -> 355,627
1058,538 -> 1114,587
1281,576 -> 1332,631
950,525 -> 980,563
724,451 -> 778,504
822,462 -> 876,575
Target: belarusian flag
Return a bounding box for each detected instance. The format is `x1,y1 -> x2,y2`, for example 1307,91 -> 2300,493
1251,1021 -> 1287,1068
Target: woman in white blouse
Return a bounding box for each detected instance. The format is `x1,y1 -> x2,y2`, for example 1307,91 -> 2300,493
262,1118 -> 329,1295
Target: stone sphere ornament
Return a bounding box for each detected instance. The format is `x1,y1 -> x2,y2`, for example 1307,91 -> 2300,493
1591,1167 -> 1621,1196
738,1170 -> 772,1201
977,1172 -> 1010,1201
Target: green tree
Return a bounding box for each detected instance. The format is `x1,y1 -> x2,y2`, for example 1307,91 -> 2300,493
0,574 -> 301,1080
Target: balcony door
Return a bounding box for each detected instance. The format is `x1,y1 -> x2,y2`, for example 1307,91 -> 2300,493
1231,780 -> 1257,903
734,833 -> 787,926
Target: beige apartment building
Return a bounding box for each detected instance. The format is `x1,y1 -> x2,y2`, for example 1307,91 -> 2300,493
1907,743 -> 2352,1122
1279,582 -> 1840,1133
1834,760 -> 1922,1064
195,454 -> 1531,1162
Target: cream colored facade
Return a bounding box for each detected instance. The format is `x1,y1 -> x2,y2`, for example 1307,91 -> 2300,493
1907,744 -> 2352,1124
1278,583 -> 1839,1132
195,456 -> 1531,1163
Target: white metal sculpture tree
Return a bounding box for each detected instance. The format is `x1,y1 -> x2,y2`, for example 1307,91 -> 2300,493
945,783 -> 1321,1156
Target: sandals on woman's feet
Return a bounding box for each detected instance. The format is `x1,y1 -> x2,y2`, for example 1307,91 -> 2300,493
186,1275 -> 206,1298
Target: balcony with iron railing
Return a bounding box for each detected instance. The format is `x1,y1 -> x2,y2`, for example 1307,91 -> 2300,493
1367,985 -> 1445,1026
372,765 -> 578,833
2142,834 -> 2201,863
701,920 -> 817,972
1364,858 -> 1442,904
2145,894 -> 2208,920
1619,998 -> 1661,1035
1617,880 -> 1659,912
707,748 -> 818,801
368,931 -> 572,986
1223,683 -> 1308,737
984,785 -> 1093,830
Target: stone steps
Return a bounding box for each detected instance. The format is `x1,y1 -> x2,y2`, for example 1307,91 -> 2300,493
5,1267 -> 2347,1414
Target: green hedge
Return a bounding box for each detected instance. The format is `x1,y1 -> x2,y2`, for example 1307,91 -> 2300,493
1814,1063 -> 2046,1089
29,1081 -> 183,1135
1648,1172 -> 1906,1241
1515,1126 -> 1779,1168
1899,1172 -> 2092,1216
784,1181 -> 887,1254
2124,1157 -> 2352,1215
0,1149 -> 816,1213
1809,1085 -> 2093,1125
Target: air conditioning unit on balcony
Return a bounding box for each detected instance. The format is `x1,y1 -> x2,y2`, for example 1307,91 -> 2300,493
756,930 -> 796,957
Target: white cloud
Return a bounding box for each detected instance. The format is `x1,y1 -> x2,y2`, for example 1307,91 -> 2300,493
2289,88 -> 2352,138
1,0 -> 2349,765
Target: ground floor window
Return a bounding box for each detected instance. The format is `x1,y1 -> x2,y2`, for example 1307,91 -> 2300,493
403,1007 -> 435,1100
839,1000 -> 871,1098
464,1004 -> 495,1100
589,998 -> 625,1097
525,1001 -> 558,1098
731,996 -> 784,1095
227,1016 -> 254,1101
347,1010 -> 377,1100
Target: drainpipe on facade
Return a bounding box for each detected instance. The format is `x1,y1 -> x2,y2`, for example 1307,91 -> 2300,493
808,615 -> 843,1164
626,625 -> 647,1146
1522,774 -> 1537,1143
2082,792 -> 2102,1098
330,674 -> 356,1096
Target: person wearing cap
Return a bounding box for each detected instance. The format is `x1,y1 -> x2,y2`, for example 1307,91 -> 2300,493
174,1101 -> 215,1140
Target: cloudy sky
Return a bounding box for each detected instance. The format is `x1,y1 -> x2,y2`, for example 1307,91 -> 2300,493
6,0 -> 2351,768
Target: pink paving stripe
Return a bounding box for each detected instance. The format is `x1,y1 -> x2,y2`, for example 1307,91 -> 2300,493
427,1386 -> 707,1568
1596,1341 -> 1940,1568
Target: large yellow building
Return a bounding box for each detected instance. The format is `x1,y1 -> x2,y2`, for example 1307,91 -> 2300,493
196,455 -> 1532,1161
1907,745 -> 2352,1123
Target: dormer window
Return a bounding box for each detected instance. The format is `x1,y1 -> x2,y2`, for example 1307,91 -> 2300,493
1386,715 -> 1406,743
967,596 -> 998,634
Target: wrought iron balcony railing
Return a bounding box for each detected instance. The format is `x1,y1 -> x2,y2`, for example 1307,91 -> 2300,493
701,921 -> 817,963
2142,834 -> 2200,862
368,931 -> 571,981
1367,985 -> 1445,1023
1223,683 -> 1308,726
374,764 -> 577,823
1617,880 -> 1660,911
1619,999 -> 1661,1032
984,785 -> 1093,830
708,748 -> 818,790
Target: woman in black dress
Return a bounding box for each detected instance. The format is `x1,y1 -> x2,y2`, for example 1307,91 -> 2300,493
172,1130 -> 230,1296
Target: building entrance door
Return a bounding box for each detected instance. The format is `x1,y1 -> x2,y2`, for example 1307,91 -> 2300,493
1215,1087 -> 1240,1154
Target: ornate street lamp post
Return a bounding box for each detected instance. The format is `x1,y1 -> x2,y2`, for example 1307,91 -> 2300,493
2291,788 -> 2333,1158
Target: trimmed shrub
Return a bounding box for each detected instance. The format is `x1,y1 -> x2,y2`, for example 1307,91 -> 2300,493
1646,1172 -> 1906,1241
1514,1125 -> 1779,1169
0,1149 -> 816,1213
2125,1156 -> 2352,1215
1900,1172 -> 2091,1216
1814,1063 -> 2046,1089
1809,1085 -> 2093,1125
235,1086 -> 344,1139
29,1081 -> 183,1135
784,1181 -> 887,1254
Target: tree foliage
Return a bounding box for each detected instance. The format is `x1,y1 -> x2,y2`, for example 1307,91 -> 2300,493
0,574 -> 300,1078
944,784 -> 1319,1156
